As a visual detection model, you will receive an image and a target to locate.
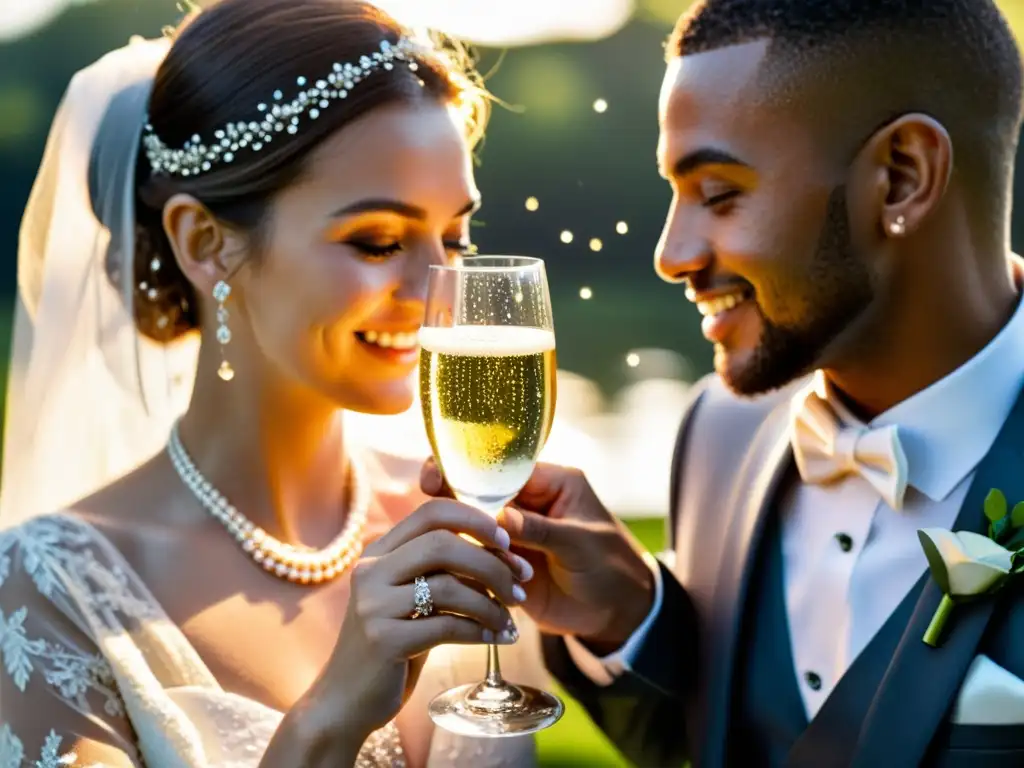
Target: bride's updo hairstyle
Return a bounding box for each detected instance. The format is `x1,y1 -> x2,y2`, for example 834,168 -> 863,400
128,0 -> 488,342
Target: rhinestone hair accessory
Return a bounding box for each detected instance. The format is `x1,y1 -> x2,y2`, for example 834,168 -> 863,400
143,37 -> 421,178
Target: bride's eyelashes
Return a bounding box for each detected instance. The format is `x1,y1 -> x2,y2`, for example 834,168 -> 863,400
349,240 -> 403,258
347,238 -> 475,261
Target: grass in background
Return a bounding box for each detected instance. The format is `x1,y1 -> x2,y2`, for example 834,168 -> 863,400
536,516 -> 666,767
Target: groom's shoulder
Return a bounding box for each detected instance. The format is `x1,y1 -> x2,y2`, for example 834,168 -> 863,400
681,372 -> 808,453
667,373 -> 807,528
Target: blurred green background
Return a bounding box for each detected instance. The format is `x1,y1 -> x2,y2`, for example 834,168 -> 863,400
4,1 -> 1024,765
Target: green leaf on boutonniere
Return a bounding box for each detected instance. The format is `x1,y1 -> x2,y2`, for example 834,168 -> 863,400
1004,527 -> 1024,553
986,489 -> 1009,522
1011,502 -> 1024,529
992,515 -> 1013,545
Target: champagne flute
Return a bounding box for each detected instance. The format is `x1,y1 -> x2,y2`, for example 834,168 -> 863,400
418,255 -> 564,737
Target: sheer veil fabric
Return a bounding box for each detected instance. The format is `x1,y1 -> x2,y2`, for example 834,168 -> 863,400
0,37 -> 542,767
0,36 -> 196,532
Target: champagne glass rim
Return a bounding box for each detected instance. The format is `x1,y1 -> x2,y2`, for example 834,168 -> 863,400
430,255 -> 545,272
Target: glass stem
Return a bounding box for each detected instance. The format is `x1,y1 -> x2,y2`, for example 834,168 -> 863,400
485,643 -> 504,686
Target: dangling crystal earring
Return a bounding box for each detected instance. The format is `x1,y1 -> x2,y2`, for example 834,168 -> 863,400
213,280 -> 234,381
889,215 -> 906,236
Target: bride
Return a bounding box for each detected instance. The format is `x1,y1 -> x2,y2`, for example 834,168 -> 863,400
0,0 -> 548,765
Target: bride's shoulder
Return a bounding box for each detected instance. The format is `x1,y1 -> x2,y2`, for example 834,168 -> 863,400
0,483 -> 146,587
0,466 -> 169,643
0,510 -> 123,638
0,510 -> 96,559
0,511 -> 111,607
1,452 -> 182,577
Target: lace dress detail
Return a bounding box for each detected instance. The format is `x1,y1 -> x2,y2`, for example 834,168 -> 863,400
0,726 -> 88,768
0,512 -> 539,767
0,515 -> 409,767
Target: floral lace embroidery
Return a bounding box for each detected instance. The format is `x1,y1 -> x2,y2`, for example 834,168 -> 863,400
0,521 -> 127,718
0,518 -> 92,601
0,725 -> 23,768
0,606 -> 122,715
0,725 -> 86,768
0,518 -> 159,624
0,518 -> 129,767
0,515 -> 409,766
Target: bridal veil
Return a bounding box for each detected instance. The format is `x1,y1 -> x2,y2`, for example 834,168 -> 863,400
0,36 -> 198,529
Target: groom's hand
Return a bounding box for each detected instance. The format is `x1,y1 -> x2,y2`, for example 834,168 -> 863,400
420,460 -> 655,653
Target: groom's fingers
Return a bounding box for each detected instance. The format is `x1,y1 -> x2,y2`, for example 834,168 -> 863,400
419,458 -> 560,545
420,459 -> 598,570
498,506 -> 587,568
498,507 -> 557,550
422,459 -> 577,514
511,462 -> 581,514
420,459 -> 453,498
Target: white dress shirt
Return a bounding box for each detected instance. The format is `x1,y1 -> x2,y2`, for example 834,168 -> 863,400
567,294 -> 1024,720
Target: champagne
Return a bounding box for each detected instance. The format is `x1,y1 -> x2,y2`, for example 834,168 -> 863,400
419,325 -> 556,514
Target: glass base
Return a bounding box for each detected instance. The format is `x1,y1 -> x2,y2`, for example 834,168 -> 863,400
428,678 -> 565,738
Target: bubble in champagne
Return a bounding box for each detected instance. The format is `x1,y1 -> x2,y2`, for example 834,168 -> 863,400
593,98 -> 608,113
589,238 -> 603,252
626,352 -> 640,367
419,326 -> 556,514
525,197 -> 539,211
616,221 -> 629,234
579,287 -> 593,299
560,230 -> 574,244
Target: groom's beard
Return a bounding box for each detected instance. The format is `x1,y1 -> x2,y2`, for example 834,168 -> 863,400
730,185 -> 875,396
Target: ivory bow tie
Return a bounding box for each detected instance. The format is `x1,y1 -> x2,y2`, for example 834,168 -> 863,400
790,385 -> 910,510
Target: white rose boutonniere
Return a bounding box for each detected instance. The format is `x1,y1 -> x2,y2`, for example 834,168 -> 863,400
918,489 -> 1024,647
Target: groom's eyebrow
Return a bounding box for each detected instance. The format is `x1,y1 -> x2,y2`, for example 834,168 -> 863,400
662,148 -> 750,180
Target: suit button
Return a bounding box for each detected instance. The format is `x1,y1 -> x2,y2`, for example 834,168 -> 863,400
835,532 -> 854,552
804,671 -> 822,691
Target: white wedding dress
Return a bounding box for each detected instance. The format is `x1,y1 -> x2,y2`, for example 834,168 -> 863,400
0,431 -> 545,768
0,33 -> 572,768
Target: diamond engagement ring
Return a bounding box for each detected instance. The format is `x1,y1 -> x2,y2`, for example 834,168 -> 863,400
411,576 -> 434,619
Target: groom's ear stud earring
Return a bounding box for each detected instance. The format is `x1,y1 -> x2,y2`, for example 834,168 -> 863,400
213,280 -> 234,381
889,215 -> 907,236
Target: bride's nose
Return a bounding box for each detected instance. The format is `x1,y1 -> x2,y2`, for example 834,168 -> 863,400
393,243 -> 447,302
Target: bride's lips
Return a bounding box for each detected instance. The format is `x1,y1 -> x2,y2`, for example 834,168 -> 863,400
692,288 -> 755,344
355,329 -> 420,364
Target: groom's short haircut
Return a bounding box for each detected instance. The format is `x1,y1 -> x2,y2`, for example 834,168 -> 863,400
668,0 -> 1024,223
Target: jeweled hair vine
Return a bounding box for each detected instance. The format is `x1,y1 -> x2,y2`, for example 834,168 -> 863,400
143,37 -> 423,178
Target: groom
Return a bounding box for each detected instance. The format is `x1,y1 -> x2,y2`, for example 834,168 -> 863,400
420,1 -> 1024,766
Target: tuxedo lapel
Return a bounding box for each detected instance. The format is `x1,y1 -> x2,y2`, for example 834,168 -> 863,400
701,400 -> 794,768
849,386 -> 1024,767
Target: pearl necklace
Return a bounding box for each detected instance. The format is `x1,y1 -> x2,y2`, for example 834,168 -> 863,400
167,422 -> 370,585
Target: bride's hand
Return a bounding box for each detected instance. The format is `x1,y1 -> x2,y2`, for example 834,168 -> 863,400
301,500 -> 526,749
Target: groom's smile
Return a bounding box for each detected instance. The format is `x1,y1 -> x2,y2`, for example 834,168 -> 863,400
654,39 -> 875,397
686,284 -> 755,345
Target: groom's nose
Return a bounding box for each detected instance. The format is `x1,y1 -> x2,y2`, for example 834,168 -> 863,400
655,199 -> 713,284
